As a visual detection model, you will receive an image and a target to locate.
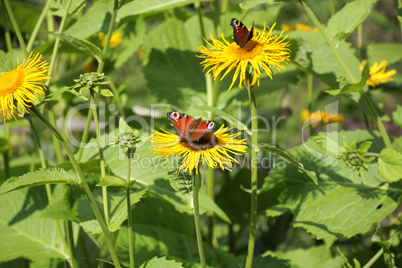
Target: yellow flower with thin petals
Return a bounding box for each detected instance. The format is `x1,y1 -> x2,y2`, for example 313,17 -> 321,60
0,52 -> 50,122
198,23 -> 290,91
281,24 -> 324,32
301,109 -> 344,127
151,125 -> 247,174
98,32 -> 123,48
360,60 -> 397,87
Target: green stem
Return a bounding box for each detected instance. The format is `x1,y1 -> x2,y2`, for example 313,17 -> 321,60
193,171 -> 206,268
90,91 -> 109,226
359,89 -> 392,148
4,0 -> 27,55
2,124 -> 11,181
307,73 -> 314,136
245,71 -> 258,268
301,0 -> 356,83
29,105 -> 121,268
97,0 -> 119,73
26,0 -> 52,52
362,248 -> 384,268
213,0 -> 221,36
126,149 -> 135,268
194,1 -> 206,44
76,108 -> 93,162
301,0 -> 392,149
48,107 -> 64,163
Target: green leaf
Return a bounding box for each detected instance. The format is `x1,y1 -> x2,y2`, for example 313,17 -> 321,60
367,43 -> 402,65
263,131 -> 400,243
96,175 -> 132,187
52,32 -> 102,61
0,167 -> 80,195
392,105 -> 402,129
326,0 -> 378,41
118,0 -> 206,17
139,256 -> 183,268
311,41 -> 361,83
325,62 -> 370,95
168,170 -> 231,223
260,144 -> 318,185
378,148 -> 402,182
77,188 -> 147,234
266,245 -> 344,268
196,105 -> 252,136
142,18 -> 206,107
100,88 -> 113,97
0,188 -> 70,262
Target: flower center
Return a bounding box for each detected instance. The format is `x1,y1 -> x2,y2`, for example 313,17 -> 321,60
227,40 -> 264,60
0,68 -> 24,97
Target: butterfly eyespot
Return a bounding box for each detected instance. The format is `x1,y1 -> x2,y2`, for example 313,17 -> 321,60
169,112 -> 180,120
207,121 -> 215,130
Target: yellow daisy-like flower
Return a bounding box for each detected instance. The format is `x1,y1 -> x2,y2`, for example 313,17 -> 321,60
151,125 -> 247,174
301,109 -> 344,127
0,52 -> 50,122
98,32 -> 123,48
360,60 -> 397,87
281,24 -> 324,32
198,22 -> 291,91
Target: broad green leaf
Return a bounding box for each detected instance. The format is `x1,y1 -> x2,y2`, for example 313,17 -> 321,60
261,144 -> 318,185
311,41 -> 361,82
64,0 -> 114,39
0,167 -> 80,195
326,0 -> 378,41
139,256 -> 183,268
77,188 -> 147,234
252,255 -> 292,268
142,18 -> 206,107
263,130 -> 400,243
52,32 -> 102,60
265,245 -> 344,268
196,105 -> 252,136
392,105 -> 402,128
378,148 -> 402,182
367,43 -> 402,65
0,188 -> 70,262
239,0 -> 277,9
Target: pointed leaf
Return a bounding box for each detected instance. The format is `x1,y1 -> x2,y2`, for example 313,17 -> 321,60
326,0 -> 378,41
0,167 -> 80,195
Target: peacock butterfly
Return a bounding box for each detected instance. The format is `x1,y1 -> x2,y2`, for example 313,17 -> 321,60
230,18 -> 254,47
167,112 -> 218,150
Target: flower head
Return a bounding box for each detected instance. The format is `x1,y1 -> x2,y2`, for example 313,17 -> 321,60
360,60 -> 397,87
198,23 -> 290,91
98,32 -> 123,48
301,109 -> 344,127
151,125 -> 247,174
0,52 -> 50,122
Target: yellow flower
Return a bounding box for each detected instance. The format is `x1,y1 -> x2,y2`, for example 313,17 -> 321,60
98,32 -> 123,48
151,125 -> 247,174
301,109 -> 344,127
0,52 -> 50,122
360,60 -> 397,87
281,24 -> 324,32
198,23 -> 290,91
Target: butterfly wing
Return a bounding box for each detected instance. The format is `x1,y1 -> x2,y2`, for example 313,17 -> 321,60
188,118 -> 216,141
167,112 -> 195,138
230,18 -> 254,47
